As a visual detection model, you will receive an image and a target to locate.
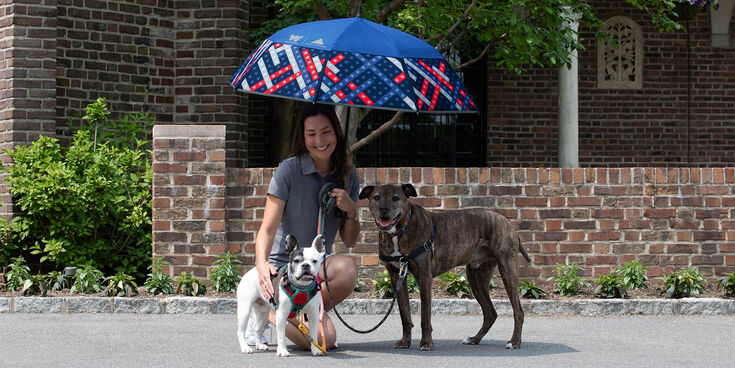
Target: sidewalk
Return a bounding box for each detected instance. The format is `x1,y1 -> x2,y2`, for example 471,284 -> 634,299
1,296 -> 734,315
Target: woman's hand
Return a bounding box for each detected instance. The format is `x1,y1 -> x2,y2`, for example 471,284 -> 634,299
256,260 -> 277,299
329,188 -> 357,219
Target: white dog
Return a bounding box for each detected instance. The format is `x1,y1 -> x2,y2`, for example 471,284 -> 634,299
236,234 -> 326,357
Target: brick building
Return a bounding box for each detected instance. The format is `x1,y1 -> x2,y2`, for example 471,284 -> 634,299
2,1 -> 735,280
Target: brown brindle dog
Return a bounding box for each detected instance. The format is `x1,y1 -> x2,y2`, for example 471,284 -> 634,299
359,184 -> 531,351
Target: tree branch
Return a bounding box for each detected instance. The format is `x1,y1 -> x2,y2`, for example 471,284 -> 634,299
313,1 -> 331,20
350,111 -> 404,153
347,0 -> 362,17
376,0 -> 405,24
458,42 -> 491,70
429,0 -> 477,44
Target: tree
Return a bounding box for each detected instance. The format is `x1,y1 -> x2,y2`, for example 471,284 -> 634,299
252,0 -> 695,155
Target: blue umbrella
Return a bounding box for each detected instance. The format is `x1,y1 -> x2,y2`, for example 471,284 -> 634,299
229,17 -> 477,113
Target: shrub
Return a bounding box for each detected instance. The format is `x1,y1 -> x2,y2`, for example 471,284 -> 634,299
548,263 -> 589,296
353,277 -> 367,292
519,280 -> 547,299
175,272 -> 206,296
715,272 -> 735,297
104,272 -> 139,297
1,98 -> 153,279
5,256 -> 31,291
371,269 -> 418,299
71,265 -> 105,294
20,274 -> 49,296
46,270 -> 70,292
616,260 -> 648,290
662,267 -> 706,298
209,253 -> 242,292
594,274 -> 626,299
144,258 -> 175,295
438,270 -> 472,298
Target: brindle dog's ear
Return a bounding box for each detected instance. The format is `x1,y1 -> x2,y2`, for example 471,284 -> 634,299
359,185 -> 375,200
285,234 -> 299,254
402,184 -> 417,198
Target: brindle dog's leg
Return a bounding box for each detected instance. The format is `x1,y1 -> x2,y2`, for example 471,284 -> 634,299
498,257 -> 524,349
387,265 -> 412,349
416,270 -> 434,351
463,262 -> 497,345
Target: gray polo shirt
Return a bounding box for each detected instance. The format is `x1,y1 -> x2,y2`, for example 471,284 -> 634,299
266,154 -> 359,268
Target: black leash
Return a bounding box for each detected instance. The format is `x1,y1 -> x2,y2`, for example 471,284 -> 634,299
319,183 -> 406,334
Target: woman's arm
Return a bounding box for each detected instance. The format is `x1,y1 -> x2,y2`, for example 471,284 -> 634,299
255,194 -> 285,298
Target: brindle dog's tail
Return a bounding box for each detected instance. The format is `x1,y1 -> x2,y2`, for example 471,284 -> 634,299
517,234 -> 531,263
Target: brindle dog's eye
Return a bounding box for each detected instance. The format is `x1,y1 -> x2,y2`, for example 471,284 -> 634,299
392,195 -> 400,202
373,194 -> 380,201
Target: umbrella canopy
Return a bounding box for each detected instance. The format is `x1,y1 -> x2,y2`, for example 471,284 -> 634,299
229,17 -> 477,113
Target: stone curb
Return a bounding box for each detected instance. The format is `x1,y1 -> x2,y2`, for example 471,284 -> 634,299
1,297 -> 733,315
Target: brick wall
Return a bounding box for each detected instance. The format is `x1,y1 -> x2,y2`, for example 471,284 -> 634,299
152,125 -> 227,277
0,0 -> 57,219
487,1 -> 735,167
153,126 -> 735,280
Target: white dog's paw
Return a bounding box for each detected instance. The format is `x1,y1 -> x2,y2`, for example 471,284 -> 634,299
276,348 -> 290,357
240,345 -> 254,354
311,345 -> 325,356
256,342 -> 268,351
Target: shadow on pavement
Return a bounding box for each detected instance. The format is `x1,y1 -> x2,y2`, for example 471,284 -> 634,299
330,339 -> 577,359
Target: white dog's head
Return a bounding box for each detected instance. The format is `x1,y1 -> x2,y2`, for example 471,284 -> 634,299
285,234 -> 326,289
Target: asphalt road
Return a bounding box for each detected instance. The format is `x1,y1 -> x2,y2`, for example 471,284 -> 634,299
1,313 -> 733,367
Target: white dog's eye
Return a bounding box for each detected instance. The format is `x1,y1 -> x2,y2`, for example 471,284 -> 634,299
312,260 -> 317,264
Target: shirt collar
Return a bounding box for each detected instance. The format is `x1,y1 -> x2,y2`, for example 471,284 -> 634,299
299,154 -> 335,177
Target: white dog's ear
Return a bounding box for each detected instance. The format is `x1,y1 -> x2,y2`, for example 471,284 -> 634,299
312,234 -> 325,254
285,234 -> 299,254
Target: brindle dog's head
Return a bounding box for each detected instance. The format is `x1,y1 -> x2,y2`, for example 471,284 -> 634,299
359,184 -> 417,232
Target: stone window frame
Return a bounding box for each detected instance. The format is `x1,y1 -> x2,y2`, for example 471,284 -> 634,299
597,16 -> 643,89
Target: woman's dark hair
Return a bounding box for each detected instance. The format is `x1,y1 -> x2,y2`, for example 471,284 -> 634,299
287,103 -> 353,180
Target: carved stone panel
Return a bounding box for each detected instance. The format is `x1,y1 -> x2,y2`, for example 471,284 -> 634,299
598,16 -> 643,89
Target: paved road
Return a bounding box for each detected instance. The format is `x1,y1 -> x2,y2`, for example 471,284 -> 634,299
1,313 -> 733,367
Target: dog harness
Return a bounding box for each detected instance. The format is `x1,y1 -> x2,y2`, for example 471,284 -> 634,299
379,221 -> 435,263
269,266 -> 321,319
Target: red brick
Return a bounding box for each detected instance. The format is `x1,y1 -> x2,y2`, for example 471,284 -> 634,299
643,208 -> 676,218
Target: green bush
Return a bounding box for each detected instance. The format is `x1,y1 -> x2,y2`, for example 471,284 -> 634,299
594,274 -> 626,299
46,270 -> 70,292
715,272 -> 735,297
70,265 -> 105,294
662,267 -> 706,298
176,272 -> 206,296
616,260 -> 648,290
371,269 -> 418,299
548,263 -> 589,296
104,272 -> 139,297
144,258 -> 175,295
519,280 -> 547,299
20,274 -> 48,296
209,253 -> 242,292
438,270 -> 472,299
5,256 -> 31,291
1,98 -> 153,279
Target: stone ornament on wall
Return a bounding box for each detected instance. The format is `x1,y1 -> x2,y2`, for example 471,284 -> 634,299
597,16 -> 643,89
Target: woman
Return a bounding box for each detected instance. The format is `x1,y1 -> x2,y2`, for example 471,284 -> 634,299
250,103 -> 360,349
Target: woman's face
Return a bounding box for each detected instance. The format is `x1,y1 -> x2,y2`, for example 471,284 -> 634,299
303,113 -> 337,166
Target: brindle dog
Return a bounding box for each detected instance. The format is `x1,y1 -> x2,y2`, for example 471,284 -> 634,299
359,184 -> 531,351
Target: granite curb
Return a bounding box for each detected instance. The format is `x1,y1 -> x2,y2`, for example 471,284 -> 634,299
1,297 -> 733,315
